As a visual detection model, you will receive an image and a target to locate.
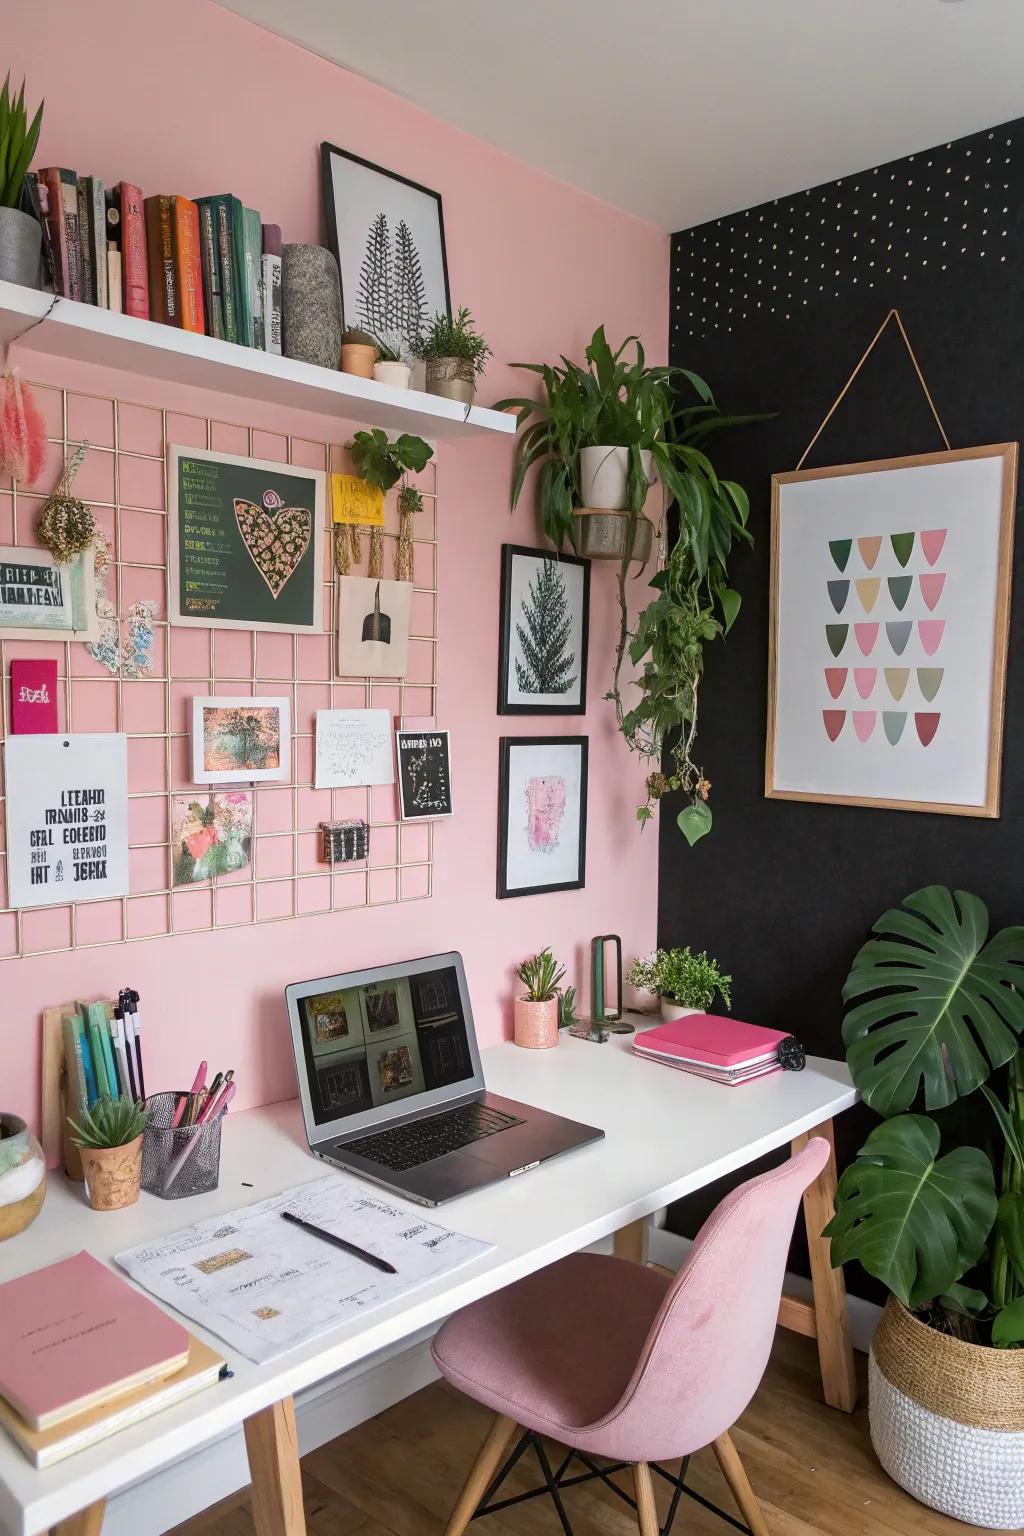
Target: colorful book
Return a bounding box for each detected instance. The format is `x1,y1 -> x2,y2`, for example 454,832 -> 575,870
229,197 -> 251,346
75,180 -> 94,305
38,169 -> 81,298
261,223 -> 282,355
196,196 -> 238,343
0,1254 -> 190,1432
115,182 -> 149,320
107,244 -> 123,313
87,1002 -> 120,1096
81,176 -> 107,308
61,1014 -> 88,1117
0,1333 -> 223,1468
242,205 -> 262,348
76,1009 -> 99,1104
88,1012 -> 110,1098
22,173 -> 55,289
172,196 -> 205,334
196,199 -> 223,339
144,195 -> 177,325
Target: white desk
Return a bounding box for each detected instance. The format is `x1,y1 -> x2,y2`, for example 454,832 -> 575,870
0,1037 -> 857,1536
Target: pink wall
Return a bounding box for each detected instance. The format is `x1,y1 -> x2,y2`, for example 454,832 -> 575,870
3,0 -> 668,1134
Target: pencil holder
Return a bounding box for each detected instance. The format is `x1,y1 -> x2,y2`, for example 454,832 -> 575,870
141,1091 -> 224,1200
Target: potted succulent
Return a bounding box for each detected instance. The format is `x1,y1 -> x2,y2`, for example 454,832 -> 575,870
349,428 -> 433,491
412,306 -> 491,405
370,333 -> 412,390
339,326 -> 379,379
0,75 -> 43,288
514,948 -> 565,1050
626,946 -> 731,1021
826,886 -> 1024,1530
70,1096 -> 150,1212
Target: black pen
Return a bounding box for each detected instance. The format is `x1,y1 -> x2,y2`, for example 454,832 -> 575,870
280,1210 -> 397,1275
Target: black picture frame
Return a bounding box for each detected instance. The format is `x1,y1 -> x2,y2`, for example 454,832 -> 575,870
498,544 -> 590,715
396,729 -> 454,820
320,142 -> 452,339
497,736 -> 588,899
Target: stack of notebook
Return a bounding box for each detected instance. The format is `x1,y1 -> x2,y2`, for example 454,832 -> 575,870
631,1013 -> 790,1085
0,1252 -> 224,1467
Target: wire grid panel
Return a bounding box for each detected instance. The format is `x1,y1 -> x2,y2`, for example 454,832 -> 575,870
0,381 -> 439,960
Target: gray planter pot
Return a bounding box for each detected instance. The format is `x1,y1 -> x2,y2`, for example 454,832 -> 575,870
572,509 -> 654,563
0,207 -> 42,289
425,356 -> 475,405
281,244 -> 343,369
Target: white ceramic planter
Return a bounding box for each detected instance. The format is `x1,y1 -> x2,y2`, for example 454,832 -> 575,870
660,999 -> 702,1022
579,446 -> 654,511
373,361 -> 412,389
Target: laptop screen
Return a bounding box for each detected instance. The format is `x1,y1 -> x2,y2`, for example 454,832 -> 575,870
295,961 -> 477,1127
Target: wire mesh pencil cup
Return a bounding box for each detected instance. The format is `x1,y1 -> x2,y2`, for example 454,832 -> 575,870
142,1090 -> 224,1200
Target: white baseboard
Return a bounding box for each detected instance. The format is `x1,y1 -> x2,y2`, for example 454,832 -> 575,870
646,1225 -> 881,1354
103,1327 -> 441,1536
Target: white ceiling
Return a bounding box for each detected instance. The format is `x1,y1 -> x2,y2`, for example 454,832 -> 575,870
218,0 -> 1024,231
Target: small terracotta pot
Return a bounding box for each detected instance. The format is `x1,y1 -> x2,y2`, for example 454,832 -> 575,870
373,360 -> 412,389
340,342 -> 378,378
514,997 -> 559,1050
80,1134 -> 144,1212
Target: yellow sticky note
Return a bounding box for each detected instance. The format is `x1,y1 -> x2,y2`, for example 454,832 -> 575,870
331,473 -> 385,527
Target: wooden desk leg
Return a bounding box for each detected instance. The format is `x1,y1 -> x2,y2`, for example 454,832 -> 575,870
793,1118 -> 858,1413
613,1219 -> 646,1264
243,1396 -> 306,1536
51,1503 -> 106,1536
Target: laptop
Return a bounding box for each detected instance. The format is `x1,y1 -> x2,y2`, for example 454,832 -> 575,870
285,952 -> 603,1205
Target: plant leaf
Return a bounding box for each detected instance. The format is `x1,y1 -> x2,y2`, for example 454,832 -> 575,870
992,1295 -> 1024,1346
982,1083 -> 1024,1172
841,885 -> 1024,1115
677,800 -> 712,846
825,1114 -> 997,1310
717,586 -> 741,633
998,1190 -> 1024,1287
939,1283 -> 991,1318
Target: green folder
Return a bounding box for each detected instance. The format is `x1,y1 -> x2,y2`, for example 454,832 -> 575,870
87,1003 -> 117,1098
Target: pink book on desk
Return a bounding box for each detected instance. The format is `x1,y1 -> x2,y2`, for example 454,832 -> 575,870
632,1013 -> 790,1069
0,1251 -> 189,1431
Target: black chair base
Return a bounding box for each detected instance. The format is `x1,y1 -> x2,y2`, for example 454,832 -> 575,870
471,1429 -> 755,1536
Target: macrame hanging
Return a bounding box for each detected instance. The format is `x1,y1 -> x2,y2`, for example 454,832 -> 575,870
333,521 -> 362,575
36,441 -> 96,562
0,369 -> 47,487
368,524 -> 384,579
394,482 -> 422,582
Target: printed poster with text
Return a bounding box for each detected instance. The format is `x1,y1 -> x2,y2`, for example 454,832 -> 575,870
4,734 -> 129,909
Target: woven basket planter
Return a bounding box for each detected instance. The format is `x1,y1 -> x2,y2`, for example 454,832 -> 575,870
870,1296 -> 1024,1529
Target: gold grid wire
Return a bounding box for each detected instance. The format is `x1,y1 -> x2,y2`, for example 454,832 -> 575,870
0,380 -> 439,960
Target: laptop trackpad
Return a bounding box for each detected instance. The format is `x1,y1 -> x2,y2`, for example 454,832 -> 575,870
460,1116 -> 575,1171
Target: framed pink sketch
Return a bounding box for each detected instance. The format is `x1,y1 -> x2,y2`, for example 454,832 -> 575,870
766,444 -> 1017,817
497,736 -> 588,899
191,695 -> 292,785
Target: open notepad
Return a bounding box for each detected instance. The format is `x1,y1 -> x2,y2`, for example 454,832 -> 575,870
117,1173 -> 493,1363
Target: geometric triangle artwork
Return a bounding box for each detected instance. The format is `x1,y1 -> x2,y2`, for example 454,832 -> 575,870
917,667 -> 944,702
826,624 -> 849,657
823,709 -> 846,742
890,531 -> 915,567
887,575 -> 912,611
884,667 -> 910,700
915,712 -> 941,747
829,538 -> 853,572
824,667 -> 848,699
883,711 -> 907,745
920,528 -> 947,566
886,620 -> 913,655
855,577 -> 881,612
827,579 -> 851,614
858,535 -> 882,569
919,572 -> 946,611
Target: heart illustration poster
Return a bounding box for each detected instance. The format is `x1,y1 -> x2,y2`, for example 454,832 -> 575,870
168,446 -> 326,633
767,446 -> 1016,816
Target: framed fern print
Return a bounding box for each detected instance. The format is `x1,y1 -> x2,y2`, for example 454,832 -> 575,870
498,545 -> 590,715
320,143 -> 451,351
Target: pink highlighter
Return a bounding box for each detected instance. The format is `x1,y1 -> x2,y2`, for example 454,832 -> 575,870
171,1061 -> 207,1129
198,1076 -> 235,1125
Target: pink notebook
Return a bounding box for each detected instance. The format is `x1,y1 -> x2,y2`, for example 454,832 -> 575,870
632,1013 -> 790,1070
0,1251 -> 189,1430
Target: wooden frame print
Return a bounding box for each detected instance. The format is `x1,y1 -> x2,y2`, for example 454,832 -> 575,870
766,442 -> 1017,817
498,544 -> 590,715
498,736 -> 588,899
320,142 -> 451,343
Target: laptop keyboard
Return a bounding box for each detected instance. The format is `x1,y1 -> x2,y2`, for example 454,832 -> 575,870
343,1103 -> 524,1172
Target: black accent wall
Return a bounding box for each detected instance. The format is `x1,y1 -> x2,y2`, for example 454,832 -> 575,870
661,119 -> 1024,1265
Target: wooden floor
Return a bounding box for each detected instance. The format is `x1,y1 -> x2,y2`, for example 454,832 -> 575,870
173,1333 -> 988,1536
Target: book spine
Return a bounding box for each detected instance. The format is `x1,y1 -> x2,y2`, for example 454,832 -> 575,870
230,198 -> 251,346
58,171 -> 81,301
215,201 -> 237,343
76,1013 -> 99,1104
24,173 -> 57,290
173,198 -> 205,334
61,1015 -> 88,1117
106,247 -> 122,313
75,181 -> 95,305
88,177 -> 107,308
38,169 -> 67,295
145,196 -> 178,326
244,208 -> 262,349
88,1020 -> 110,1098
196,201 -> 223,339
117,183 -> 149,320
261,252 -> 281,353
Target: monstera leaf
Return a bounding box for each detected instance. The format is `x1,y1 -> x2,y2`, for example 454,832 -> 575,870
842,886 -> 1024,1115
825,1115 -> 997,1310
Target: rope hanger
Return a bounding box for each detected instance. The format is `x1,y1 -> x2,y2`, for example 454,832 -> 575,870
795,308 -> 951,471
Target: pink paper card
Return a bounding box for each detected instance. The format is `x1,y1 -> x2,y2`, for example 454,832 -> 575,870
10,659 -> 58,733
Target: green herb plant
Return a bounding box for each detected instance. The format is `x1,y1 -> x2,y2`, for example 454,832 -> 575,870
626,947 -> 732,1011
0,75 -> 43,211
398,484 -> 424,517
516,947 -> 566,1003
70,1095 -> 149,1150
411,307 -> 491,376
825,886 -> 1024,1348
349,429 -> 433,493
558,985 -> 581,1029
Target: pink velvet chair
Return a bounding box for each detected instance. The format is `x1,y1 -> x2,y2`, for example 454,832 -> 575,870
432,1138 -> 831,1536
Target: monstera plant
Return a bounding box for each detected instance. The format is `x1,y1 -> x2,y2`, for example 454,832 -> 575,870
826,886 -> 1024,1343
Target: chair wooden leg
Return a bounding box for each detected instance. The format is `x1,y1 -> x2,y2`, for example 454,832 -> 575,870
712,1430 -> 770,1536
792,1118 -> 858,1413
243,1396 -> 306,1536
632,1462 -> 659,1535
51,1503 -> 106,1536
444,1412 -> 519,1536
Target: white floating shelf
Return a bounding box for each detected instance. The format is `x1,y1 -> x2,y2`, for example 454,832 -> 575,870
0,281 -> 516,440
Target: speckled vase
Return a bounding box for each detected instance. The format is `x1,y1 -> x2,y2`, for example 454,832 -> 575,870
514,997 -> 559,1049
281,244 -> 343,370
